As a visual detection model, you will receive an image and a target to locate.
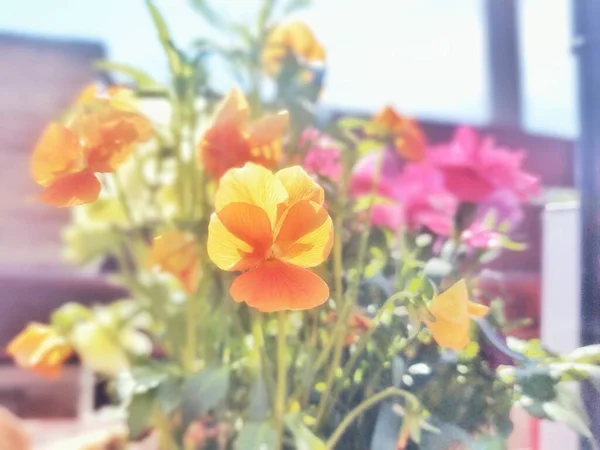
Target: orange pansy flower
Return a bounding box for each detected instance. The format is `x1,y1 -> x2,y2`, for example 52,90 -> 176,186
31,98 -> 153,207
373,106 -> 426,161
6,323 -> 73,378
262,20 -> 325,77
207,163 -> 333,312
149,231 -> 201,293
424,279 -> 488,350
198,89 -> 288,180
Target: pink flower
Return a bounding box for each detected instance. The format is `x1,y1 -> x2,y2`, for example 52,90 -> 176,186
461,223 -> 502,249
431,127 -> 540,203
350,151 -> 458,236
301,128 -> 342,182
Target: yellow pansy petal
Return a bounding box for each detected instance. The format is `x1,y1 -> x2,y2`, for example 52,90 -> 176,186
467,302 -> 489,318
215,163 -> 288,227
276,166 -> 324,206
428,279 -> 469,323
426,317 -> 471,350
207,212 -> 256,271
274,200 -> 333,268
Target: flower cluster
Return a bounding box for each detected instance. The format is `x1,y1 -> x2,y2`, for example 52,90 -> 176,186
7,5 -> 597,450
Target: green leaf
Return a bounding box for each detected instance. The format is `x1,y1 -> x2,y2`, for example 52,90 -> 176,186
550,362 -> 600,391
127,390 -> 156,440
567,344 -> 600,364
248,377 -> 270,421
364,246 -> 388,278
235,421 -> 277,450
543,384 -> 592,438
94,60 -> 165,92
285,413 -> 326,450
336,117 -> 370,130
156,377 -> 183,414
357,139 -> 384,156
189,0 -> 227,29
181,366 -> 230,425
500,236 -> 527,252
506,337 -> 549,359
145,0 -> 186,75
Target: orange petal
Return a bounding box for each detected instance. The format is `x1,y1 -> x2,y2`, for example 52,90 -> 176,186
467,301 -> 489,318
247,111 -> 289,147
150,231 -> 201,293
217,202 -> 273,255
215,163 -> 288,227
72,102 -> 153,172
7,323 -> 72,378
274,200 -> 333,268
199,122 -> 253,179
373,106 -> 402,131
230,259 -> 329,312
207,212 -> 259,271
276,166 -> 324,206
213,88 -> 249,129
31,123 -> 84,186
39,171 -> 101,207
425,316 -> 470,350
246,111 -> 288,169
428,279 -> 469,324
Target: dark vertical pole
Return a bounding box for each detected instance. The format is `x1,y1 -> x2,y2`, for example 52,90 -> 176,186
485,0 -> 522,127
574,0 -> 600,447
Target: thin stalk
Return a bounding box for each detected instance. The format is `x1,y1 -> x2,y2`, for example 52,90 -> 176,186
183,291 -> 198,374
324,387 -> 419,450
275,311 -> 287,450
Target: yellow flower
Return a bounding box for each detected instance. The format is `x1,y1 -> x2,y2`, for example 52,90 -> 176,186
207,163 -> 333,312
424,279 -> 488,350
262,20 -> 325,77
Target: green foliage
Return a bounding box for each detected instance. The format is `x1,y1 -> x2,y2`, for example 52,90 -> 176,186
235,421 -> 278,450
181,366 -> 231,427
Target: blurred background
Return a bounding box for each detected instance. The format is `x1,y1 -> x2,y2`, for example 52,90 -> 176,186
0,1 -> 598,449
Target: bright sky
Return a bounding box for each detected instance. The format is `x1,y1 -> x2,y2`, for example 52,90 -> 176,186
0,0 -> 578,137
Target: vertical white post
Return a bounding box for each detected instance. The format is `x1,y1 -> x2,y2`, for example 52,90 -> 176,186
540,199 -> 581,450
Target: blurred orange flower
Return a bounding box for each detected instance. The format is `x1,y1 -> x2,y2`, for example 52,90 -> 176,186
326,310 -> 373,345
262,20 -> 325,77
149,231 -> 201,293
6,323 -> 73,378
372,106 -> 426,161
198,89 -> 288,180
31,97 -> 153,207
207,163 -> 333,312
424,279 -> 488,350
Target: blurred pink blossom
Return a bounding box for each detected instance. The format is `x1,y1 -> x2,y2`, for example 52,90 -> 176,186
350,151 -> 457,236
431,127 -> 540,203
461,223 -> 502,249
301,128 -> 342,182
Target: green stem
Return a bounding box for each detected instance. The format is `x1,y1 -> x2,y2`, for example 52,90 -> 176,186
183,291 -> 197,373
275,311 -> 287,450
324,388 -> 419,450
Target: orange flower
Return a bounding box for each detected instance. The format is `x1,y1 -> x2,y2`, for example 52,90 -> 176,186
262,20 -> 325,77
424,279 -> 488,350
198,89 -> 288,179
76,83 -> 134,108
149,231 -> 201,293
6,323 -> 73,378
207,163 -> 333,312
326,310 -> 373,344
373,106 -> 426,161
31,98 -> 152,207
